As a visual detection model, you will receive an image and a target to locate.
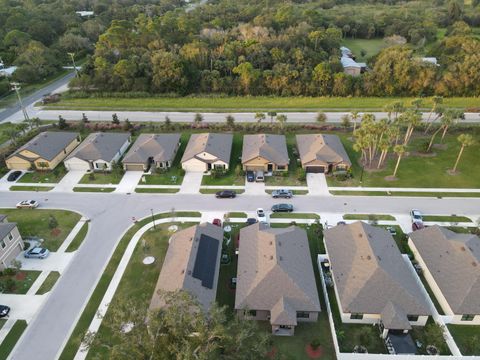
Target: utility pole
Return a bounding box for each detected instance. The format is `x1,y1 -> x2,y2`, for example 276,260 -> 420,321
10,82 -> 30,126
67,52 -> 79,77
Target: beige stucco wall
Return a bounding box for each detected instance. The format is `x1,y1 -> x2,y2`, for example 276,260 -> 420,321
242,157 -> 288,172
6,156 -> 32,170
182,155 -> 229,172
344,66 -> 361,76
0,226 -> 24,270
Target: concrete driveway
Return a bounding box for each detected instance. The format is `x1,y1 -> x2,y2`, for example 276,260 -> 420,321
179,172 -> 203,194
114,171 -> 143,193
244,179 -> 265,195
307,173 -> 330,196
51,171 -> 85,192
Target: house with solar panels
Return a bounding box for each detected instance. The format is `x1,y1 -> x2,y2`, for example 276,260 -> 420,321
149,223 -> 223,311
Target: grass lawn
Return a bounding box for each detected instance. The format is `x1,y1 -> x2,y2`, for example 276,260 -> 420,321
36,271 -> 61,295
410,318 -> 450,355
0,320 -> 27,360
327,130 -> 480,189
270,212 -> 320,219
342,38 -> 386,61
0,270 -> 41,294
422,215 -> 471,223
135,187 -> 179,193
66,223 -> 89,252
343,214 -> 395,221
17,167 -> 67,183
0,320 -> 5,330
447,324 -> 480,355
72,187 -> 115,193
9,186 -> 54,191
79,172 -> 123,185
199,188 -> 244,194
0,122 -> 17,145
226,212 -> 247,218
201,133 -> 244,186
446,226 -> 478,234
0,209 -> 81,251
44,96 -> 479,112
330,190 -> 480,197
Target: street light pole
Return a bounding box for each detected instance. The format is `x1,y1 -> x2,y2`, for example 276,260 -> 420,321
67,52 -> 79,77
10,82 -> 30,125
150,209 -> 156,229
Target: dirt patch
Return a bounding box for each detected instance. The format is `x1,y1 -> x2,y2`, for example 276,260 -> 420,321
384,175 -> 398,181
15,272 -> 26,281
51,228 -> 61,237
433,143 -> 448,150
412,151 -> 437,158
447,169 -> 459,176
266,346 -> 277,359
305,344 -> 324,359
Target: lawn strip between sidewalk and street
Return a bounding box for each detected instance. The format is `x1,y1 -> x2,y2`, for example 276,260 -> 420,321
0,320 -> 28,360
65,223 -> 89,252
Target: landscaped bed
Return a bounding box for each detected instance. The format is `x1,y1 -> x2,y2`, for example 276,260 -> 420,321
0,269 -> 41,294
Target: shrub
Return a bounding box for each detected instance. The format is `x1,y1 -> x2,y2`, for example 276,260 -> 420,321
4,278 -> 16,292
310,338 -> 321,350
89,172 -> 95,180
49,215 -> 59,229
296,168 -> 306,181
3,268 -> 16,276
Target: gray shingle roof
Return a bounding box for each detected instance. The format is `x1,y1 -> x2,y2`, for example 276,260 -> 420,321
242,134 -> 289,165
65,132 -> 130,162
381,302 -> 412,330
409,226 -> 480,314
235,224 -> 321,323
324,222 -> 430,320
122,133 -> 180,164
0,222 -> 16,240
181,133 -> 233,164
8,131 -> 79,161
296,134 -> 351,166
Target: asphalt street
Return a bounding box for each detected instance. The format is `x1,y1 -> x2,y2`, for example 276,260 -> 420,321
1,190 -> 480,359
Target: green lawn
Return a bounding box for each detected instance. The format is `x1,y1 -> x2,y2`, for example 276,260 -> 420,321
226,212 -> 247,218
447,324 -> 480,355
79,172 -> 123,185
343,214 -> 395,221
446,226 -> 478,234
135,187 -> 179,193
0,270 -> 41,294
330,190 -> 480,197
72,187 -> 115,193
270,212 -> 320,219
36,271 -> 61,295
17,167 -> 67,183
0,122 -> 17,145
66,223 -> 89,252
44,96 -> 479,112
0,320 -> 27,360
342,38 -> 386,61
0,209 -> 81,251
9,186 -> 54,191
422,215 -> 471,223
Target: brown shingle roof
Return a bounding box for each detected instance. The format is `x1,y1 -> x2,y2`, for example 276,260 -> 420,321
235,224 -> 321,323
180,133 -> 232,164
241,134 -> 289,165
409,225 -> 480,314
324,222 -> 430,319
123,133 -> 180,164
296,134 -> 351,167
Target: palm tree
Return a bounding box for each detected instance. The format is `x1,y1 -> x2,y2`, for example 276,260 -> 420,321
316,112 -> 327,124
424,96 -> 443,134
377,139 -> 390,169
403,110 -> 422,146
452,134 -> 475,173
254,112 -> 265,123
350,111 -> 359,131
32,117 -> 41,128
392,144 -> 406,177
5,129 -> 19,145
194,113 -> 203,124
427,111 -> 452,152
340,115 -> 351,131
275,114 -> 287,130
16,122 -> 29,135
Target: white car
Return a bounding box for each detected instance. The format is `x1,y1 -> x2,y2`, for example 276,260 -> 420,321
16,200 -> 39,209
256,208 -> 269,224
410,209 -> 423,223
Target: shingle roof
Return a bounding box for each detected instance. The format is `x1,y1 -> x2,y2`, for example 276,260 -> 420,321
0,222 -> 16,240
65,132 -> 130,162
296,134 -> 351,167
235,224 -> 321,324
242,134 -> 289,165
0,215 -> 7,223
8,131 -> 79,161
324,222 -> 430,322
181,133 -> 232,164
122,133 -> 180,164
149,223 -> 223,311
381,302 -> 412,330
409,226 -> 480,314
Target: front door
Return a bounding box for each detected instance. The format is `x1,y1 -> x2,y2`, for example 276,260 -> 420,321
207,163 -> 212,171
267,163 -> 273,172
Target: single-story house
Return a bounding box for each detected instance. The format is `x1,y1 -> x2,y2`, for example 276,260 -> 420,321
241,134 -> 289,173
122,133 -> 181,171
324,222 -> 430,339
341,56 -> 366,77
180,133 -> 232,172
296,134 -> 351,173
6,131 -> 81,171
0,215 -> 24,270
149,223 -> 223,311
64,132 -> 131,171
235,224 -> 321,336
409,226 -> 480,324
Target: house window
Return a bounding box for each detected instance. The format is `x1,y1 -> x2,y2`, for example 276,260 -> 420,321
37,162 -> 48,169
8,233 -> 13,241
0,240 -> 5,249
350,313 -> 363,320
64,149 -> 67,154
277,165 -> 286,170
461,314 -> 475,321
297,311 -> 310,319
407,315 -> 419,322
248,310 -> 257,317
214,164 -> 225,170
159,162 -> 164,168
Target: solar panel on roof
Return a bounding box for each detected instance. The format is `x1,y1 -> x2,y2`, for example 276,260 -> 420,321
192,234 -> 219,289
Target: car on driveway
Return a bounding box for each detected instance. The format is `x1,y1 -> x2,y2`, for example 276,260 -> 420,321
24,247 -> 49,259
271,203 -> 294,213
16,200 -> 39,209
256,208 -> 267,223
246,171 -> 255,182
246,218 -> 257,225
7,171 -> 22,182
271,189 -> 293,199
215,190 -> 236,198
0,305 -> 10,318
412,221 -> 425,231
410,209 -> 423,223
212,218 -> 222,227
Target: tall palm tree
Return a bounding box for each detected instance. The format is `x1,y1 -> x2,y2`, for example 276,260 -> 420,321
5,129 -> 19,145
32,117 -> 41,128
275,114 -> 287,130
392,144 -> 406,177
377,139 -> 390,169
424,96 -> 443,134
350,111 -> 359,131
254,112 -> 265,123
16,122 -> 29,135
452,134 -> 475,172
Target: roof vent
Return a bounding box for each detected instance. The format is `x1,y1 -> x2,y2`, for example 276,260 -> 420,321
366,255 -> 371,260
279,256 -> 283,261
189,237 -> 193,241
270,241 -> 273,245
270,256 -> 273,260
377,256 -> 382,261
181,270 -> 185,274
358,233 -> 363,238
461,246 -> 466,251
473,262 -> 477,267
278,241 -> 282,246
188,270 -> 192,275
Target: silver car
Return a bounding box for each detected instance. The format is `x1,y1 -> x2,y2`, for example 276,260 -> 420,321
24,247 -> 50,259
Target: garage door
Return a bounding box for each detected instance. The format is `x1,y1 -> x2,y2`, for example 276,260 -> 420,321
125,164 -> 145,171
306,166 -> 325,173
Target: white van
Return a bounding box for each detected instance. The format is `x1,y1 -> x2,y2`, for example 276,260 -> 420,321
255,170 -> 264,182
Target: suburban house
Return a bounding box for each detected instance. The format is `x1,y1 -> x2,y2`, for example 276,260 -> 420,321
149,223 -> 223,311
0,215 -> 24,270
6,131 -> 80,171
122,133 -> 181,171
296,134 -> 351,173
409,226 -> 480,324
180,133 -> 232,172
241,134 -> 289,173
64,132 -> 131,171
324,222 -> 430,341
235,224 -> 321,336
339,47 -> 366,76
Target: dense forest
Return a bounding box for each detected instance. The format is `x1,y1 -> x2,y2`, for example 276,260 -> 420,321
1,0 -> 480,97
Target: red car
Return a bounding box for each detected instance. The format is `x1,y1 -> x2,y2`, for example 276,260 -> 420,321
212,218 -> 222,227
412,221 -> 425,231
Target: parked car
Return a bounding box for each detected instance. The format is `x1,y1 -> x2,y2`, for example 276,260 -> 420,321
24,247 -> 49,259
246,218 -> 257,225
255,171 -> 264,182
212,218 -> 222,227
271,203 -> 294,212
246,171 -> 255,182
271,189 -> 293,199
16,200 -> 39,209
215,190 -> 236,199
256,208 -> 266,221
412,221 -> 425,231
337,221 -> 346,225
410,209 -> 423,223
7,171 -> 22,182
386,226 -> 397,235
0,305 -> 10,318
